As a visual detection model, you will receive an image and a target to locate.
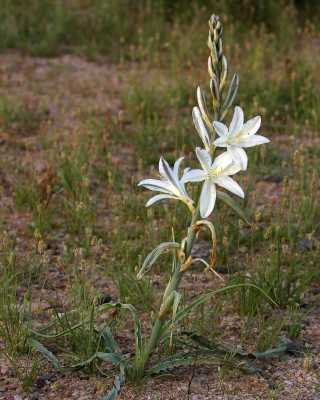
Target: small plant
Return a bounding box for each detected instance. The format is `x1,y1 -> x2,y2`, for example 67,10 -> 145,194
0,232 -> 43,390
57,147 -> 95,235
99,14 -> 271,397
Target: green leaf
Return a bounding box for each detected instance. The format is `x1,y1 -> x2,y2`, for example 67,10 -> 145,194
70,354 -> 97,369
100,327 -> 120,353
118,303 -> 142,358
98,303 -> 143,359
28,338 -> 60,370
183,332 -> 292,361
71,352 -> 122,369
181,333 -> 259,374
252,340 -> 290,359
164,283 -> 277,334
96,352 -> 122,365
147,349 -> 250,376
102,388 -> 118,400
137,241 -> 180,279
101,363 -> 125,400
217,190 -> 250,225
147,352 -> 202,375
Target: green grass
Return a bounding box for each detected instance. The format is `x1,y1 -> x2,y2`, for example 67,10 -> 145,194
0,0 -> 318,60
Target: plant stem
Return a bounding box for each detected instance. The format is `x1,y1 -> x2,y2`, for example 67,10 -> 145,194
137,206 -> 200,375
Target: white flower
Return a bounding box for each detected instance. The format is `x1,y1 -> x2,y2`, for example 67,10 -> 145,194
213,106 -> 270,170
182,148 -> 244,218
138,157 -> 194,211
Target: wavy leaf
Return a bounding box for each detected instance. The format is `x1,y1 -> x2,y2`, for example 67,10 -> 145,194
28,338 -> 61,370
147,352 -> 203,375
101,363 -> 125,400
100,327 -> 120,353
137,242 -> 180,279
71,351 -> 122,370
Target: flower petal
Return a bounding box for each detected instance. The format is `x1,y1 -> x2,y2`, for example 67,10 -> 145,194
138,178 -> 173,195
229,106 -> 244,136
181,168 -> 206,183
213,121 -> 228,137
200,180 -> 216,218
227,146 -> 248,170
146,194 -> 176,207
241,115 -> 261,136
239,135 -> 270,148
195,147 -> 212,171
192,107 -> 210,150
159,157 -> 166,178
160,157 -> 181,193
224,163 -> 242,176
214,136 -> 228,148
212,151 -> 233,171
173,157 -> 184,177
215,176 -> 244,198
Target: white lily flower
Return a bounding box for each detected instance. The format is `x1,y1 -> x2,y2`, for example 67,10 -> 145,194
213,106 -> 270,170
138,157 -> 194,211
182,148 -> 244,218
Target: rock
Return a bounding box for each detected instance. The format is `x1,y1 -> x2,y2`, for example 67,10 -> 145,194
297,239 -> 314,252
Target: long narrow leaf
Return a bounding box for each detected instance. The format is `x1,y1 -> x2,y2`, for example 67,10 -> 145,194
96,302 -> 143,359
119,303 -> 143,358
71,352 -> 122,370
164,284 -> 277,334
28,338 -> 61,370
147,352 -> 202,375
101,363 -> 125,400
137,242 -> 180,279
100,327 -> 120,353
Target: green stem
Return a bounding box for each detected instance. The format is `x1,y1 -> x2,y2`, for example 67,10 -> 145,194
137,206 -> 201,374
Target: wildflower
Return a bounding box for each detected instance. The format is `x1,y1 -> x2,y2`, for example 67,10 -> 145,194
213,106 -> 269,170
138,157 -> 194,211
183,148 -> 244,218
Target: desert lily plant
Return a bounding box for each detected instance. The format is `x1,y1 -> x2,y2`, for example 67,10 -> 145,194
100,14 -> 271,397
29,15 -> 272,400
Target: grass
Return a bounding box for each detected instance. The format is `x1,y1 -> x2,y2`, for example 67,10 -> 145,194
0,1 -> 319,397
0,97 -> 48,137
